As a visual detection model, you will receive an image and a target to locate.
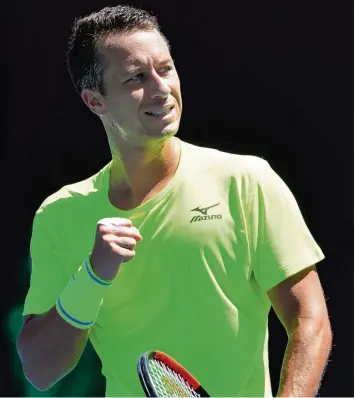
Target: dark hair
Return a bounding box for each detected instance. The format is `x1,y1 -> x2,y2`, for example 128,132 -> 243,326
66,5 -> 169,97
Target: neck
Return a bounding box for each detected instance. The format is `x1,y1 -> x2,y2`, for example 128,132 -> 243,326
108,135 -> 180,208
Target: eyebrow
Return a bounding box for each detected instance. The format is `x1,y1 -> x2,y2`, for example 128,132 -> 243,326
122,66 -> 141,77
122,58 -> 174,77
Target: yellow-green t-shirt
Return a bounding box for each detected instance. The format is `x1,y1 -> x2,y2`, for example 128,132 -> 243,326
23,138 -> 325,397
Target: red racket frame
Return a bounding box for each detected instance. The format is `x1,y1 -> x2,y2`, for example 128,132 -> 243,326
137,350 -> 210,397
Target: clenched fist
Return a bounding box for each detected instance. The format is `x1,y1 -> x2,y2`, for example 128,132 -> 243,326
89,218 -> 142,282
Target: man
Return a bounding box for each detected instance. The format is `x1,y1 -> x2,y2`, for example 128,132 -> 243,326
16,5 -> 332,397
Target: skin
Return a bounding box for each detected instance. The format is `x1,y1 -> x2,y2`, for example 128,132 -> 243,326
81,29 -> 183,210
85,29 -> 332,395
16,30 -> 183,391
267,266 -> 332,396
18,28 -> 332,395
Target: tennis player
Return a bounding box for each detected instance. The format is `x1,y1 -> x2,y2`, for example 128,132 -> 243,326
17,5 -> 332,397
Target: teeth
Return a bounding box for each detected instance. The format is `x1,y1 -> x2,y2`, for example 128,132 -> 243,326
146,107 -> 172,116
153,111 -> 167,116
149,111 -> 167,116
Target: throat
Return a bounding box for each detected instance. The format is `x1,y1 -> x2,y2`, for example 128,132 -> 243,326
108,137 -> 181,210
108,174 -> 173,210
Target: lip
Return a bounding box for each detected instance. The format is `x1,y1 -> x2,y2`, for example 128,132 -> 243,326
143,105 -> 177,121
144,105 -> 175,114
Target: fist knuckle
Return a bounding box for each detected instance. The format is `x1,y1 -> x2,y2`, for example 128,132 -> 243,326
97,225 -> 107,234
102,234 -> 110,242
127,250 -> 136,259
126,237 -> 137,247
93,219 -> 139,272
97,217 -> 132,228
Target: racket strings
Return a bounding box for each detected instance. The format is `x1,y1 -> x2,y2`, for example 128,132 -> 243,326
149,359 -> 201,397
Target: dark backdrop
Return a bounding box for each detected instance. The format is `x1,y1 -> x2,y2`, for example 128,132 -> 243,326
1,1 -> 353,396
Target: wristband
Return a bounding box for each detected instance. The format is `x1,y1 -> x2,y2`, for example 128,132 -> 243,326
56,258 -> 112,329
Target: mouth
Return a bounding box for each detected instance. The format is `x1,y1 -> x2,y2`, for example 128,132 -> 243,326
144,105 -> 175,117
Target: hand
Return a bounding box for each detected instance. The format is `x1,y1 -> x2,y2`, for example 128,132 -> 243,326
89,217 -> 142,282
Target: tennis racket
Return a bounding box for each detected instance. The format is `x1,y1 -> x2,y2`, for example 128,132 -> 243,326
137,350 -> 210,397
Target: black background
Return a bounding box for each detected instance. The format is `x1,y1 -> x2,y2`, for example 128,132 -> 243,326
1,0 -> 353,396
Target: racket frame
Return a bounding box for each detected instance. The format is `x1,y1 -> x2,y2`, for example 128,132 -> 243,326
137,351 -> 156,397
137,350 -> 210,397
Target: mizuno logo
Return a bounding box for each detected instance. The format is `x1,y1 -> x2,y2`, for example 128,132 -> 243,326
190,202 -> 222,223
190,202 -> 220,215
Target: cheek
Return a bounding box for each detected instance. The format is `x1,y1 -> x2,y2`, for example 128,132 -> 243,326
105,89 -> 120,110
171,77 -> 182,99
107,90 -> 142,114
131,89 -> 144,102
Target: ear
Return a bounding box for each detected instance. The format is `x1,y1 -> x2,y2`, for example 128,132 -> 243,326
81,89 -> 109,116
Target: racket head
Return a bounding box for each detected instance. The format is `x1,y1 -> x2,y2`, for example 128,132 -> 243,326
137,350 -> 210,397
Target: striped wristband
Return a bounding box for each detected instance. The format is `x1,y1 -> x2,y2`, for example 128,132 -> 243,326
56,258 -> 112,329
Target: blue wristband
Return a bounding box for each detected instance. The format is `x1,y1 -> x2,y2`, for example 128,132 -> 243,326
56,258 -> 111,329
84,259 -> 112,286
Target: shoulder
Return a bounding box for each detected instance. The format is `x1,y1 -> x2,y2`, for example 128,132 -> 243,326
182,140 -> 273,181
180,140 -> 288,207
35,163 -> 110,224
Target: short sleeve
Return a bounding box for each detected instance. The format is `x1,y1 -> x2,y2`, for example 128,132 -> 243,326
22,206 -> 72,316
249,160 -> 325,292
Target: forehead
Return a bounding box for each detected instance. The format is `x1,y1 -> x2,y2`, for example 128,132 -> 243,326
98,30 -> 171,72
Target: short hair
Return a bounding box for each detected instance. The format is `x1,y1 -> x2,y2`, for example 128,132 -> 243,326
66,5 -> 169,97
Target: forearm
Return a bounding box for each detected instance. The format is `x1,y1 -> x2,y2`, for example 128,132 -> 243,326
17,306 -> 89,391
277,319 -> 332,397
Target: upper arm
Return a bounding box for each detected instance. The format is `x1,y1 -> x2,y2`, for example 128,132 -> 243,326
248,159 -> 325,292
267,265 -> 330,335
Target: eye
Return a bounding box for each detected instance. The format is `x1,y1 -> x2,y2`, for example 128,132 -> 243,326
159,65 -> 173,76
126,73 -> 144,83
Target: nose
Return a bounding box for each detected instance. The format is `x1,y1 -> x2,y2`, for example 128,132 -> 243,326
149,71 -> 171,100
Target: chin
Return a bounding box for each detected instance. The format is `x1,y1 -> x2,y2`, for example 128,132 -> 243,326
146,122 -> 180,138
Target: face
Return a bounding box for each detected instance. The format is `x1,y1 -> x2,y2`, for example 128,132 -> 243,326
83,29 -> 182,144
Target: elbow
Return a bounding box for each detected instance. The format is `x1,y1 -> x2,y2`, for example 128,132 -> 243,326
322,317 -> 333,351
287,313 -> 332,339
314,313 -> 333,343
17,349 -> 55,391
20,357 -> 71,392
16,333 -> 60,392
29,376 -> 57,392
18,354 -> 56,392
291,314 -> 333,351
23,371 -> 54,392
16,315 -> 82,391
